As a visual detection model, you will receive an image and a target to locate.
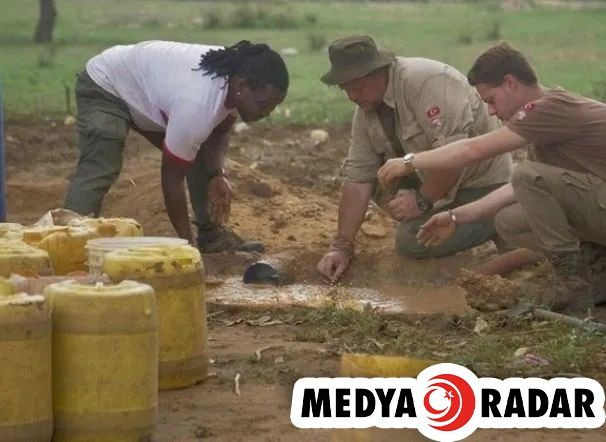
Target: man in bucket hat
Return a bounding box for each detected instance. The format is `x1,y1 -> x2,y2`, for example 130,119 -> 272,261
317,35 -> 513,281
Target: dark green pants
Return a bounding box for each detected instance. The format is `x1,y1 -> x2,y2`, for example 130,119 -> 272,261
394,183 -> 504,259
64,71 -> 215,230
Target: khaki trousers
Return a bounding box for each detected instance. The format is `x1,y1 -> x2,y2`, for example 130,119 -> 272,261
495,161 -> 606,253
64,71 -> 217,231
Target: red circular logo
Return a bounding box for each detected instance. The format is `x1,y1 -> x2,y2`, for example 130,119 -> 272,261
423,373 -> 476,432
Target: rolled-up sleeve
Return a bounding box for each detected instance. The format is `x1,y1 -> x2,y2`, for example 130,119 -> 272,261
343,107 -> 382,183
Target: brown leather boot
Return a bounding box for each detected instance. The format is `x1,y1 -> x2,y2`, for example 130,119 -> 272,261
580,242 -> 606,305
541,251 -> 594,316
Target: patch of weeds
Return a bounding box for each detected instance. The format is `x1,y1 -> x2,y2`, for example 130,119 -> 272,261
231,4 -> 257,28
456,32 -> 473,45
37,44 -> 56,68
307,33 -> 326,52
203,10 -> 223,30
538,327 -> 603,373
294,327 -> 327,343
304,12 -> 318,25
448,320 -> 605,378
388,326 -> 441,361
230,5 -> 299,30
450,332 -> 514,377
485,20 -> 502,41
291,306 -> 386,351
142,17 -> 161,27
265,11 -> 298,30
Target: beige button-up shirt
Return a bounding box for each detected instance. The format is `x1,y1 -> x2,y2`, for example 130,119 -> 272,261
344,57 -> 513,207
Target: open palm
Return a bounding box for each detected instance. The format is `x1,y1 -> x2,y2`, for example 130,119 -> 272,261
417,212 -> 456,247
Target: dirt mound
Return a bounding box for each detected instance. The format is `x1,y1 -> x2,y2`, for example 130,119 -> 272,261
457,268 -> 520,312
4,120 -> 395,277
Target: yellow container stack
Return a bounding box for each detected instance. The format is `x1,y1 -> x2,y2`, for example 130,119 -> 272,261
68,217 -> 143,237
103,245 -> 209,390
46,280 -> 158,441
0,238 -> 53,277
0,293 -> 53,442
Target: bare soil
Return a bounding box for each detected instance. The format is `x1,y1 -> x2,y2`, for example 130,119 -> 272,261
4,119 -> 605,441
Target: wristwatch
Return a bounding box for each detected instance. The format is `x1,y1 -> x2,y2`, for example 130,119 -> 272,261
415,190 -> 434,213
402,153 -> 416,169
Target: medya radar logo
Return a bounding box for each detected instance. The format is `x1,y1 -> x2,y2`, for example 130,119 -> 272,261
290,363 -> 605,442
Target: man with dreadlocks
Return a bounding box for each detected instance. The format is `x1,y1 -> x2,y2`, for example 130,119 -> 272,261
65,40 -> 288,252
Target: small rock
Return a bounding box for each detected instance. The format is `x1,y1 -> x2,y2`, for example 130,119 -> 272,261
64,115 -> 76,126
473,317 -> 489,335
310,129 -> 329,146
274,356 -> 285,364
249,181 -> 273,198
287,235 -> 296,241
234,121 -> 249,134
514,347 -> 530,358
361,222 -> 387,238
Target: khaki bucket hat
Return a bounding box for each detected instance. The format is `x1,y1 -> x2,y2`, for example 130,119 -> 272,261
321,35 -> 395,85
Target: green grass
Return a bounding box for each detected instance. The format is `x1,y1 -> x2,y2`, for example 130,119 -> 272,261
288,305 -> 606,379
1,1 -> 606,124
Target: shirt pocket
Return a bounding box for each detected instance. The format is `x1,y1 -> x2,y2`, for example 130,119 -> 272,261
399,123 -> 427,153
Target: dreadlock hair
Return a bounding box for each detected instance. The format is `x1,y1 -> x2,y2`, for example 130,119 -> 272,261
195,40 -> 289,92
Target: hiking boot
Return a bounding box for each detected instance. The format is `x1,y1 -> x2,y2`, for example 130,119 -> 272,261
540,251 -> 594,316
197,227 -> 265,253
580,242 -> 606,305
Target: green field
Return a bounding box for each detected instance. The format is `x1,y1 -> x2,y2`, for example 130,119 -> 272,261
1,0 -> 606,124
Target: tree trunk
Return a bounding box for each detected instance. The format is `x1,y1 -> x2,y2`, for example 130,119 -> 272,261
34,0 -> 57,44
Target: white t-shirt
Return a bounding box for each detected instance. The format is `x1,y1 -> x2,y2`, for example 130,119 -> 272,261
86,40 -> 234,164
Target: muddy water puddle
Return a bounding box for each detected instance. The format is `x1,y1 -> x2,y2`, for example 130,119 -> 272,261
206,278 -> 469,315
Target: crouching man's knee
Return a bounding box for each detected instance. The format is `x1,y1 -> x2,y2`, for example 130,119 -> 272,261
511,161 -> 542,194
395,221 -> 435,259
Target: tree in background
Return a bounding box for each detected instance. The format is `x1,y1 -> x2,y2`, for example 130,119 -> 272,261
34,0 -> 57,43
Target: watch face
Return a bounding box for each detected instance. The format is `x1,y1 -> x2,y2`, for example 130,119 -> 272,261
415,191 -> 433,212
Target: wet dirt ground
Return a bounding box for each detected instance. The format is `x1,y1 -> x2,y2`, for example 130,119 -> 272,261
5,119 -> 605,441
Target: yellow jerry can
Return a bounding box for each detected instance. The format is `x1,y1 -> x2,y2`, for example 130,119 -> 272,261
0,222 -> 24,239
332,354 -> 436,442
68,217 -> 143,237
103,245 -> 209,390
46,280 -> 158,441
0,238 -> 53,277
0,276 -> 15,295
22,226 -> 98,275
0,293 -> 53,442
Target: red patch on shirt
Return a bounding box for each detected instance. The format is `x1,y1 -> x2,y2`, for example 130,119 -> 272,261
426,106 -> 440,119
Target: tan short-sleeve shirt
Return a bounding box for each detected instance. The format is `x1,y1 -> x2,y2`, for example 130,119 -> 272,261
344,57 -> 513,207
506,88 -> 606,181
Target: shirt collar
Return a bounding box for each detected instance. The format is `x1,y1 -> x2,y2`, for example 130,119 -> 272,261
382,61 -> 397,109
